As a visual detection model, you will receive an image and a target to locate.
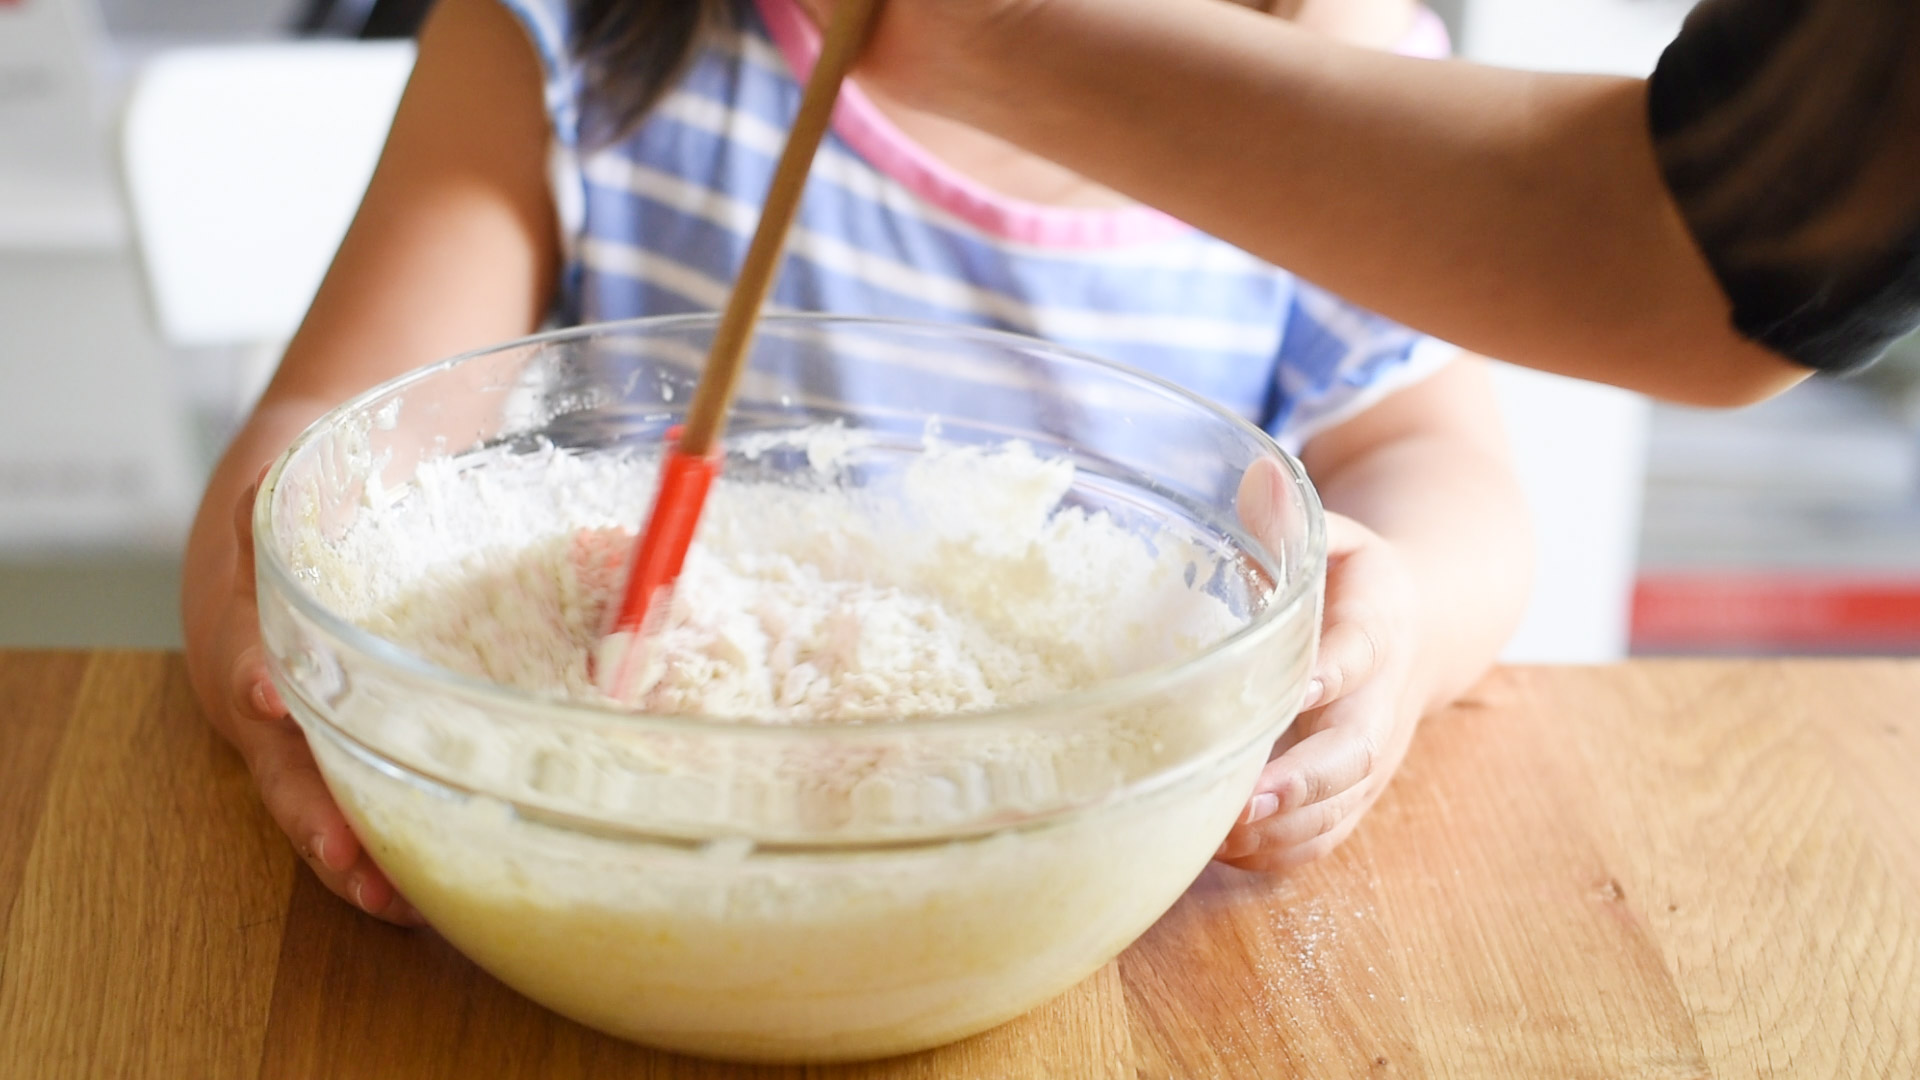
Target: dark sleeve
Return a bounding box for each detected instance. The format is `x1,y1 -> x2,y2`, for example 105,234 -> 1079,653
1648,0 -> 1920,373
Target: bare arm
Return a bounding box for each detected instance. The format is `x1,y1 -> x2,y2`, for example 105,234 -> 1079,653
1220,356 -> 1532,870
1299,357 -> 1532,718
181,0 -> 557,920
862,0 -> 1809,406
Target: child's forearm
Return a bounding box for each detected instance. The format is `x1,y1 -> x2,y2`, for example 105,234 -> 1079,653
916,0 -> 1804,406
1306,412 -> 1533,716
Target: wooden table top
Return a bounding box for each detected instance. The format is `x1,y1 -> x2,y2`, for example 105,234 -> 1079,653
3,652 -> 1917,1077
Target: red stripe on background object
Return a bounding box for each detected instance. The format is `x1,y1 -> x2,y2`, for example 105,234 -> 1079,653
1632,575 -> 1920,650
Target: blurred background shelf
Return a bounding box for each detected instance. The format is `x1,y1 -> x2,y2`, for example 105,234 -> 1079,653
1632,339 -> 1920,655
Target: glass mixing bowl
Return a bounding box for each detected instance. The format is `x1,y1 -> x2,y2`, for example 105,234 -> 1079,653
255,314 -> 1324,1064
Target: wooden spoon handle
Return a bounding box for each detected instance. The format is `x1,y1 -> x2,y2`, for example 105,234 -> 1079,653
676,0 -> 885,456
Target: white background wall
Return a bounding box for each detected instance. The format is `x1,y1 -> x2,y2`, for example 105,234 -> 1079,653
1454,0 -> 1698,76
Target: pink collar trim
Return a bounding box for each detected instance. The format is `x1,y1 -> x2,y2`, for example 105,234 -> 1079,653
751,0 -> 1191,248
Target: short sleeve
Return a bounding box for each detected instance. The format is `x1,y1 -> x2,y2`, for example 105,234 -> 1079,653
1649,0 -> 1920,373
493,0 -> 581,148
1268,279 -> 1460,449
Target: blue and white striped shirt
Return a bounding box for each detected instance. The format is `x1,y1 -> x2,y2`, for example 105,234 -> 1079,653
499,0 -> 1458,449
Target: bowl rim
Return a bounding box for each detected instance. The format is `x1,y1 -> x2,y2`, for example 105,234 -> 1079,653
254,312 -> 1327,739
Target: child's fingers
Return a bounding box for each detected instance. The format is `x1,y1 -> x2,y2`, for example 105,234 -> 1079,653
1214,769 -> 1372,861
243,723 -> 418,925
1310,517 -> 1398,711
340,854 -> 427,927
1234,456 -> 1293,547
1221,807 -> 1370,874
1241,469 -> 1398,714
248,732 -> 424,927
249,727 -> 358,869
1218,778 -> 1376,862
1250,719 -> 1380,817
227,646 -> 286,724
1307,614 -> 1383,713
209,465 -> 422,927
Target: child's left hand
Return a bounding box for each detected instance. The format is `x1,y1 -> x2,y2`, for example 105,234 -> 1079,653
1215,496 -> 1428,872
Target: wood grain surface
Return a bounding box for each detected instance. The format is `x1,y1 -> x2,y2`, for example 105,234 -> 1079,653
3,652 -> 1917,1078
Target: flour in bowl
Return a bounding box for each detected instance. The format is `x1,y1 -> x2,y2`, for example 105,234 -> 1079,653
304,430 -> 1249,723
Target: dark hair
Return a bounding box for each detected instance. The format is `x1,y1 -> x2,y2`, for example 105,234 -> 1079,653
574,0 -> 734,146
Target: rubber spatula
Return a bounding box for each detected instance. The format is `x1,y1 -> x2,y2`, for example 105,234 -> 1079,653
596,0 -> 885,701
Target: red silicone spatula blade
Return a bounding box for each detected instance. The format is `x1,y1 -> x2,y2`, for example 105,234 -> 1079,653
594,440 -> 720,701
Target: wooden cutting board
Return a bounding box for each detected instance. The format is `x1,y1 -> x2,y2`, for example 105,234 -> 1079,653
2,652 -> 1917,1077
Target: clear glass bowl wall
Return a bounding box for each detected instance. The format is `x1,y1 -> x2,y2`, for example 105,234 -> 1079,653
256,315 -> 1325,1063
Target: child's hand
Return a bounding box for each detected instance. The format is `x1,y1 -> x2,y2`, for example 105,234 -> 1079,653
185,472 -> 423,926
1215,460 -> 1426,872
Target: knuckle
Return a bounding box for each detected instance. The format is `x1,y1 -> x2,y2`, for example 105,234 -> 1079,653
1328,609 -> 1382,674
1270,800 -> 1344,850
253,757 -> 292,805
1309,799 -> 1345,841
1317,663 -> 1345,704
1354,730 -> 1381,782
1303,767 -> 1337,806
1316,657 -> 1357,706
254,757 -> 314,824
1234,853 -> 1284,875
1357,623 -> 1384,676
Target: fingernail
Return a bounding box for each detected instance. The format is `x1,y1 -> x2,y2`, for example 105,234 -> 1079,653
1247,792 -> 1280,823
1263,465 -> 1288,522
250,681 -> 277,718
1239,467 -> 1274,529
350,876 -> 368,911
1301,678 -> 1324,711
309,834 -> 330,868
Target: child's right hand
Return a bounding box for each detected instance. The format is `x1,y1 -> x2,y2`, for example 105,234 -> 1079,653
186,472 -> 423,926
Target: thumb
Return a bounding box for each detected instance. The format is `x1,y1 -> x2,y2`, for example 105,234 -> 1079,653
231,463 -> 271,601
1304,512 -> 1393,712
228,462 -> 284,722
1235,456 -> 1298,554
